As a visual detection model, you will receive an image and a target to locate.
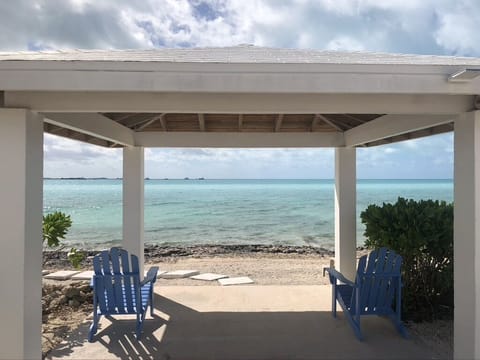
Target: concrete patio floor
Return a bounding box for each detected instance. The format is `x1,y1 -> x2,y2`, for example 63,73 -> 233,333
47,285 -> 441,360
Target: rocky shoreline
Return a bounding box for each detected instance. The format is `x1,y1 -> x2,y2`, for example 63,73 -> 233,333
43,244 -> 339,269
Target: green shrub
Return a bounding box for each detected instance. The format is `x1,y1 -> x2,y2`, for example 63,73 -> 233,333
43,211 -> 85,269
360,197 -> 453,321
67,248 -> 86,269
43,211 -> 72,247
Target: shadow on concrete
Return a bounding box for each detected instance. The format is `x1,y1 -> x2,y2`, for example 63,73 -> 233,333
48,292 -> 435,360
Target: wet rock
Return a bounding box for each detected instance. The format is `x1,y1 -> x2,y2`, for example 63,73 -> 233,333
68,299 -> 81,308
143,244 -> 335,259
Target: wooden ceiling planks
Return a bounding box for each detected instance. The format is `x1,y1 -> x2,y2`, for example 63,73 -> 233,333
45,112 -> 449,148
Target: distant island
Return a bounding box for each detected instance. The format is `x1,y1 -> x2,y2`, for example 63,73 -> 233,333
44,177 -> 206,180
43,177 -> 119,180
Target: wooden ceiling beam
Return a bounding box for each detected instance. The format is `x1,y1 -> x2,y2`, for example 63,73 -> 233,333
125,117 -> 153,129
311,115 -> 319,131
112,113 -> 135,123
345,114 -> 454,147
363,123 -> 453,147
44,123 -> 53,133
135,118 -> 157,131
48,124 -> 66,134
43,112 -> 135,146
275,114 -> 284,132
315,114 -> 344,131
159,115 -> 167,131
342,114 -> 367,124
136,113 -> 166,131
238,114 -> 243,131
198,113 -> 205,131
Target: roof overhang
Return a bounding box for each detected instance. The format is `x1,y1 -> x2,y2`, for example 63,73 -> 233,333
0,47 -> 478,148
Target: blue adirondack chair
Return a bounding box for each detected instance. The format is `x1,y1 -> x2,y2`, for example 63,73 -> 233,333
325,247 -> 407,340
88,247 -> 159,342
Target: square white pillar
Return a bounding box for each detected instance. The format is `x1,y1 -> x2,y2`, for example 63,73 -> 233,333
454,111 -> 480,359
123,147 -> 144,275
334,148 -> 357,281
0,109 -> 43,359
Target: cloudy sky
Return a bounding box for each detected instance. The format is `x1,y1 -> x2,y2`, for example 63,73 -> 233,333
2,0 -> 476,179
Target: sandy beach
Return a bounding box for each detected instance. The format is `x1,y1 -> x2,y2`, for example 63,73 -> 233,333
149,255 -> 332,285
43,244 -> 342,286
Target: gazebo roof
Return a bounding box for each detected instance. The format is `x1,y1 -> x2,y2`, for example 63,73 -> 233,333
1,46 -> 479,148
2,45 -> 480,66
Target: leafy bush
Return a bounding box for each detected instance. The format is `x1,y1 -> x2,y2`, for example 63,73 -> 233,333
360,197 -> 453,321
67,248 -> 86,269
43,212 -> 72,247
43,211 -> 85,269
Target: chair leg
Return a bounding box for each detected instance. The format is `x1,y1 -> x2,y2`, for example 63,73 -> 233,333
136,314 -> 141,339
354,287 -> 362,340
338,291 -> 363,341
88,311 -> 100,342
332,283 -> 337,318
392,279 -> 408,338
136,312 -> 146,339
150,288 -> 155,317
394,320 -> 408,338
388,313 -> 408,338
351,319 -> 363,341
344,311 -> 363,341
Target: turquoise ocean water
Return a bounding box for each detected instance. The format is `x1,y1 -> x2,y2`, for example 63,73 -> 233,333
43,179 -> 453,250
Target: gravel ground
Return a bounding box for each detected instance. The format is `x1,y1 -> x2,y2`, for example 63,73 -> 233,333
148,254 -> 334,285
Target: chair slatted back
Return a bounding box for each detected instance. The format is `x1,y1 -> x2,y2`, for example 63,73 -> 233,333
353,247 -> 402,315
92,247 -> 141,315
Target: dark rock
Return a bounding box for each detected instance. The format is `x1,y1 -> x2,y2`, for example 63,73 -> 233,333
79,284 -> 91,293
65,287 -> 80,299
68,299 -> 81,308
49,298 -> 62,309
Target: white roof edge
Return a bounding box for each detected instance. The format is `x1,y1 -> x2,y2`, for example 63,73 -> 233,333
0,46 -> 480,66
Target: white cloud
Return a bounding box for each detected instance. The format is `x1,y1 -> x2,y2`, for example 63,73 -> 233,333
326,36 -> 365,51
434,1 -> 480,56
401,139 -> 419,149
0,1 -> 466,178
0,0 -> 473,56
357,133 -> 453,179
383,147 -> 398,154
44,134 -> 122,178
145,148 -> 334,179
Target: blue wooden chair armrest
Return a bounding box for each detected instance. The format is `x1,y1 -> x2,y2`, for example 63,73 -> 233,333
325,268 -> 356,287
141,266 -> 159,286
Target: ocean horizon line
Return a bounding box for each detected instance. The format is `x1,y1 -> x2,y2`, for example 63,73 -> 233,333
44,177 -> 454,181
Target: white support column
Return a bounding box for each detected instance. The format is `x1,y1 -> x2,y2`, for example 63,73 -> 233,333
454,111 -> 480,360
334,148 -> 357,281
123,147 -> 145,275
0,109 -> 43,359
